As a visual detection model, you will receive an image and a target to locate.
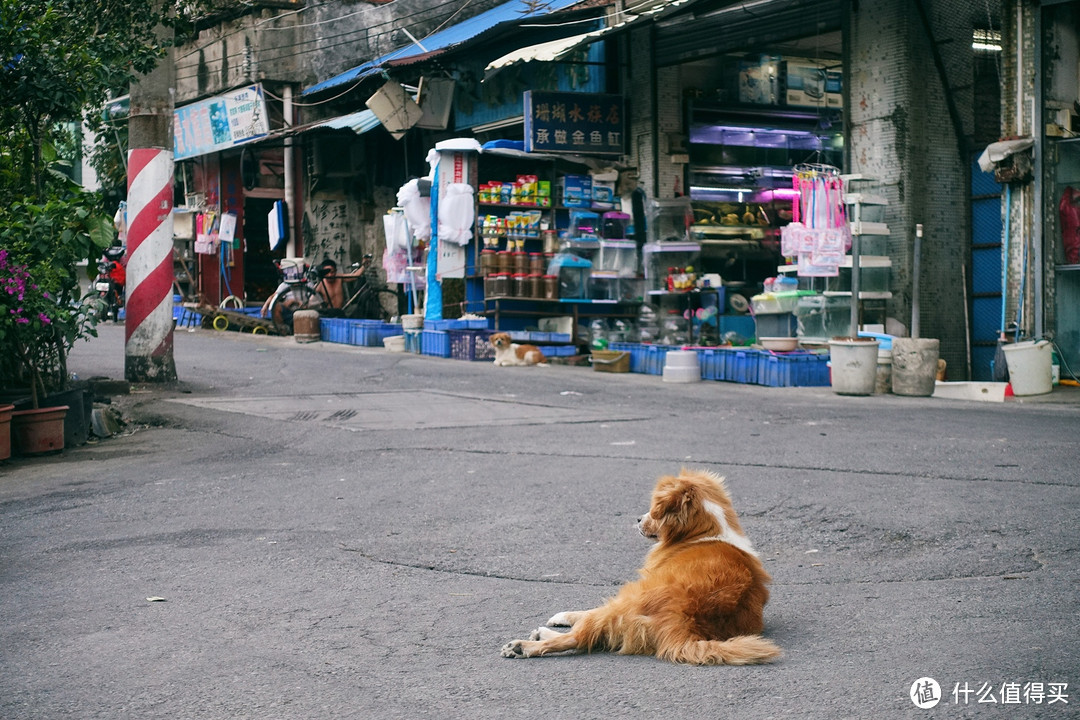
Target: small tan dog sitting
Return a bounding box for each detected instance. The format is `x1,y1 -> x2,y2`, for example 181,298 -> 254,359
490,332 -> 546,367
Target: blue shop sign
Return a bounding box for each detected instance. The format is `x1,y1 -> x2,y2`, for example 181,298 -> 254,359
524,91 -> 624,156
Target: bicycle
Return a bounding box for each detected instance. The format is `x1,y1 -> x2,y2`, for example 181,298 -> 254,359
328,254 -> 401,323
264,259 -> 325,334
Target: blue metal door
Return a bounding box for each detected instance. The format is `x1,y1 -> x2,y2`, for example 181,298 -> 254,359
970,160 -> 1002,380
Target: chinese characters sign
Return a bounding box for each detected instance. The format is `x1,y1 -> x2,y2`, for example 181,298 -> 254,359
524,91 -> 624,156
174,84 -> 270,160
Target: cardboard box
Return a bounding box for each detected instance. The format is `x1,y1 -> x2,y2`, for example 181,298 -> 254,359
557,174 -> 592,208
785,59 -> 843,108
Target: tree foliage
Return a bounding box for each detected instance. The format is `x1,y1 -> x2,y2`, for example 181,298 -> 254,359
0,1 -> 207,401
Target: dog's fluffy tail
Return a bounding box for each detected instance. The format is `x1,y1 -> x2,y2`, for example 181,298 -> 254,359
662,635 -> 782,666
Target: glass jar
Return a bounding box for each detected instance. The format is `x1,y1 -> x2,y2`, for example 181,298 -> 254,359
542,229 -> 559,254
529,253 -> 544,275
543,274 -> 558,299
496,251 -> 512,275
512,273 -> 528,298
491,273 -> 509,297
528,273 -> 543,298
480,249 -> 496,276
512,251 -> 528,275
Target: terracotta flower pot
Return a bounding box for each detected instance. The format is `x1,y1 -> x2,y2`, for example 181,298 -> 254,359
11,405 -> 69,456
0,404 -> 13,460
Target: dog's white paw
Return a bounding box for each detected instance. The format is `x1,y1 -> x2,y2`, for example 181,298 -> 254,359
546,611 -> 576,627
501,640 -> 526,658
530,626 -> 563,641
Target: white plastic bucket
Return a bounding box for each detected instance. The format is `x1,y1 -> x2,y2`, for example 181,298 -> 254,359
828,338 -> 879,395
1002,339 -> 1053,396
662,350 -> 701,383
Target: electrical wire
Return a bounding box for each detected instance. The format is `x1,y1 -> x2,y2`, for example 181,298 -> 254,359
175,0 -> 471,70
174,0 -> 601,86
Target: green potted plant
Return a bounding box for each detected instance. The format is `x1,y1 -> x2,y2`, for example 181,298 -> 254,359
0,202 -> 109,454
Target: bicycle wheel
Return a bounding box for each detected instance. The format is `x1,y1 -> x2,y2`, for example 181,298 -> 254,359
355,288 -> 400,322
268,284 -> 323,334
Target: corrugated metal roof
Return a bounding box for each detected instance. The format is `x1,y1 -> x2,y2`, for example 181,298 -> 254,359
283,108 -> 384,136
316,109 -> 383,134
302,0 -> 587,96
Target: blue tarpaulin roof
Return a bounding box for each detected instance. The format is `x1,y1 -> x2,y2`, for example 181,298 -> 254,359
302,0 -> 585,96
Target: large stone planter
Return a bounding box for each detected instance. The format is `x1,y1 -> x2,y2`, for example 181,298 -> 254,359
11,405 -> 69,455
891,338 -> 940,397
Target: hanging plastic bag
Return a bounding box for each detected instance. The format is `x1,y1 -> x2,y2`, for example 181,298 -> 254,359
397,179 -> 431,243
437,183 -> 475,246
1060,186 -> 1080,265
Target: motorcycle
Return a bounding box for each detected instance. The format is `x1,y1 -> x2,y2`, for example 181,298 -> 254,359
90,246 -> 126,321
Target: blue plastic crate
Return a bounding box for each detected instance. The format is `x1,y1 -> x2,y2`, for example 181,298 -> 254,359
379,323 -> 403,342
643,345 -> 675,376
465,318 -> 489,330
508,331 -> 531,341
425,319 -> 453,331
698,349 -> 720,380
798,353 -> 831,386
547,344 -> 577,357
729,350 -> 758,384
548,332 -> 573,343
421,329 -> 450,357
754,352 -> 831,387
349,322 -> 379,346
448,329 -> 494,361
529,331 -> 552,342
320,318 -> 350,344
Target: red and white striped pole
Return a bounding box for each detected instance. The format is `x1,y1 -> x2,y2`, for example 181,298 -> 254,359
124,147 -> 177,382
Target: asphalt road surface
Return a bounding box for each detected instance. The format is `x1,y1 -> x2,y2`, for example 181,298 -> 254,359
2,324 -> 1078,719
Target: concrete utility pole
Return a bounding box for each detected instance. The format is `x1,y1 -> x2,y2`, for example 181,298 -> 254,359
125,7 -> 178,383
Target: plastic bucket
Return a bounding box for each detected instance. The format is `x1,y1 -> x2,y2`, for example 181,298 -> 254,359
1002,339 -> 1053,396
662,350 -> 701,383
891,338 -> 940,397
828,338 -> 879,395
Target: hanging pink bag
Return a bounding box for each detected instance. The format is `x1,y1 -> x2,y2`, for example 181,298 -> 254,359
1060,186 -> 1080,265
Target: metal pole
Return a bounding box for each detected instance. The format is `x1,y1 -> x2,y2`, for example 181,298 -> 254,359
912,223 -> 922,339
283,85 -> 298,258
125,3 -> 177,383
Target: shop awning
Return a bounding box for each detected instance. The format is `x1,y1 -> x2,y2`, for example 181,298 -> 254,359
301,0 -> 587,97
483,30 -> 609,78
482,0 -> 697,78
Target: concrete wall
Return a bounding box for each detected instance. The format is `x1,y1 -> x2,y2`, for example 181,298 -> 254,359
847,0 -> 974,378
176,9 -> 302,102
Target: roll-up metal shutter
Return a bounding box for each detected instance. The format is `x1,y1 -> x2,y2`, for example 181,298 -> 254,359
653,0 -> 843,67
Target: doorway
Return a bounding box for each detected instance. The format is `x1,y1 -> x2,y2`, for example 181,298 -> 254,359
244,197 -> 281,304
